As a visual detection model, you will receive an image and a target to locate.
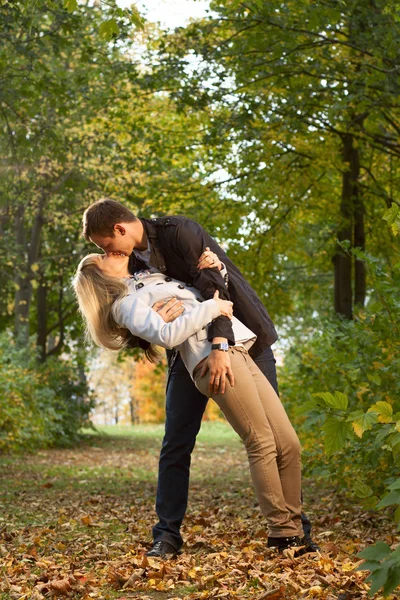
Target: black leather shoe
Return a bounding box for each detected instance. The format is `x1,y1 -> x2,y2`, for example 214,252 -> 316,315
146,540 -> 177,557
303,534 -> 321,553
268,535 -> 320,555
267,535 -> 302,551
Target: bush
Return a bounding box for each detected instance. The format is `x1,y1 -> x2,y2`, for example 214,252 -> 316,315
0,332 -> 94,452
280,253 -> 400,596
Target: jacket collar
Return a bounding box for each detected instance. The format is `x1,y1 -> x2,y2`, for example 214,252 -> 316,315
138,218 -> 167,273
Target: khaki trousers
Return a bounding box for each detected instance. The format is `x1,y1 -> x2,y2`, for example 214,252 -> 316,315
194,346 -> 302,537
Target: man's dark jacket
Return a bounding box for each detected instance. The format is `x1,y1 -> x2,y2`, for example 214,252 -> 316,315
128,216 -> 278,358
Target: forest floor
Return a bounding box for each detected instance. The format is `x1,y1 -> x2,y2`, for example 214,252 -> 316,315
0,423 -> 399,600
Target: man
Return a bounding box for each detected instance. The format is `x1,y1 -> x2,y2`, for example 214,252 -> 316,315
82,198 -> 316,556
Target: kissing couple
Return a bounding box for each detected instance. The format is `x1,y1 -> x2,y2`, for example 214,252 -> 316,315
73,198 -> 319,557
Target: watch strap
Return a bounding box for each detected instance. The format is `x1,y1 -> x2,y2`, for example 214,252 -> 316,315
211,342 -> 229,352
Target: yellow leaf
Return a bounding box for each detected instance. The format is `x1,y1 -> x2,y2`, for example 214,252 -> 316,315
356,386 -> 370,401
352,422 -> 364,438
81,515 -> 92,526
368,401 -> 393,423
342,562 -> 356,572
307,585 -> 324,597
188,568 -> 201,578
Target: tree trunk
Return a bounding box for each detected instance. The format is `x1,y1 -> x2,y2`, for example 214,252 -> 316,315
14,194 -> 46,345
333,132 -> 360,319
129,396 -> 139,425
46,276 -> 65,357
36,275 -> 47,362
14,203 -> 30,344
354,194 -> 366,307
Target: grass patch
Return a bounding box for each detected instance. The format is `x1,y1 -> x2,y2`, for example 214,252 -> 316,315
80,420 -> 239,448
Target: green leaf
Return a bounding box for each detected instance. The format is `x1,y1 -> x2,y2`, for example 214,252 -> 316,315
367,301 -> 383,313
383,565 -> 400,596
353,478 -> 373,499
383,203 -> 400,236
323,417 -> 349,456
367,372 -> 381,386
361,496 -> 379,510
296,398 -> 319,415
377,490 -> 400,509
64,0 -> 77,13
350,411 -> 378,438
394,506 -> 400,524
357,541 -> 391,561
375,425 -> 393,446
368,565 -> 391,596
356,560 -> 381,573
388,432 -> 400,449
99,18 -> 120,40
129,7 -> 145,29
388,479 -> 400,491
314,391 -> 348,410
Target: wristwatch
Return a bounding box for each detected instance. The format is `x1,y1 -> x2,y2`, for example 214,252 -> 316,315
211,342 -> 229,352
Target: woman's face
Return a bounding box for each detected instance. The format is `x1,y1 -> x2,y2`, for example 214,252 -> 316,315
95,253 -> 130,279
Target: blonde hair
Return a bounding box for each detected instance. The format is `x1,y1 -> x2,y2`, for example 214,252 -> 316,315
73,254 -> 159,361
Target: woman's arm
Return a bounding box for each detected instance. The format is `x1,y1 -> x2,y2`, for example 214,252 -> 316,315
113,295 -> 222,349
153,251 -> 227,325
152,297 -> 185,322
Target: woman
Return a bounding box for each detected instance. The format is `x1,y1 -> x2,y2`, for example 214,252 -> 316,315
73,252 -> 314,554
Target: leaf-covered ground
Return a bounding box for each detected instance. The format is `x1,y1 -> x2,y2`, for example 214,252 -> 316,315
1,423 -> 399,600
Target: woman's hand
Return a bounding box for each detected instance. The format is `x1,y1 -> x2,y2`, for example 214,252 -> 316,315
213,290 -> 233,319
152,298 -> 185,323
198,247 -> 222,271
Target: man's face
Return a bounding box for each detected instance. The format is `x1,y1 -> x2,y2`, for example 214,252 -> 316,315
90,226 -> 134,257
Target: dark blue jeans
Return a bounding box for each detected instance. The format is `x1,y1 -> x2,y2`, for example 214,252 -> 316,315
152,347 -> 312,550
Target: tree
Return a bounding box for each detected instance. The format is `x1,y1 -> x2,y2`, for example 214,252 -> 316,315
0,0 -> 218,358
151,0 -> 400,319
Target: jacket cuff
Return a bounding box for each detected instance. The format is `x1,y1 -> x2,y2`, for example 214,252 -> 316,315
208,317 -> 235,346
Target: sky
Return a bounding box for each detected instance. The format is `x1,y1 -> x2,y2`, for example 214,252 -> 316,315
116,0 -> 211,30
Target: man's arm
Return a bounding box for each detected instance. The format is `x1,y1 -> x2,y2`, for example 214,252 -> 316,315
170,219 -> 236,394
173,220 -> 235,345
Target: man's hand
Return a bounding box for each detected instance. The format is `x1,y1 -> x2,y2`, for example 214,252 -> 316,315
152,298 -> 185,323
198,247 -> 222,271
200,341 -> 235,395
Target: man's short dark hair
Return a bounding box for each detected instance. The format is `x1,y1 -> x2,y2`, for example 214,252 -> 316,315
82,198 -> 137,241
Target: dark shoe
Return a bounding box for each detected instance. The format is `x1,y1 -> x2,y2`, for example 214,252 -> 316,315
268,535 -> 320,556
267,535 -> 302,552
303,534 -> 321,553
146,540 -> 177,558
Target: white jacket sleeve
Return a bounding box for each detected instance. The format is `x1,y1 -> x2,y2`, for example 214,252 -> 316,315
112,295 -> 221,349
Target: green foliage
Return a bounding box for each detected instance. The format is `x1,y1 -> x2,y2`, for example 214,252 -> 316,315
0,333 -> 94,452
3,0 -> 144,40
383,203 -> 400,236
148,0 -> 400,323
356,543 -> 400,596
280,250 -> 400,596
99,17 -> 120,40
322,416 -> 351,457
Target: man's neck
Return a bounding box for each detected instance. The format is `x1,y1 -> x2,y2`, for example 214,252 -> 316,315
134,220 -> 148,251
